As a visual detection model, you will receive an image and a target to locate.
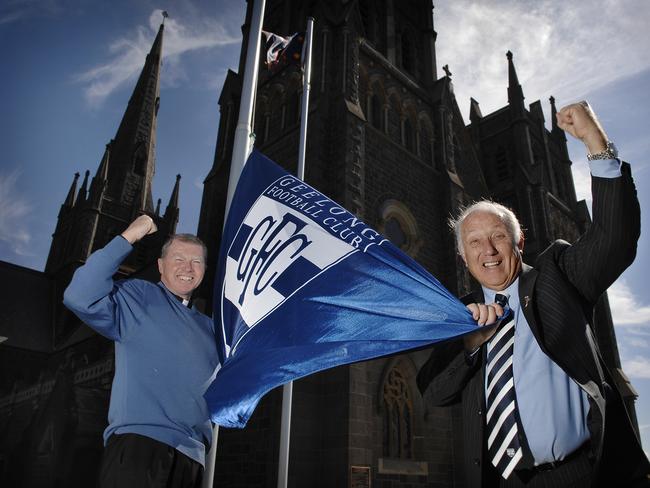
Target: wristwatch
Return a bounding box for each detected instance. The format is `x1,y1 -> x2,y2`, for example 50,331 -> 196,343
587,141 -> 618,161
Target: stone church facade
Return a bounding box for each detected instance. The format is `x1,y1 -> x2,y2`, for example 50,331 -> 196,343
0,1 -> 639,487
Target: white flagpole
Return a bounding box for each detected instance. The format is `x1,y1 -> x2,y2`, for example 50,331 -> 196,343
297,18 -> 314,180
224,0 -> 267,217
277,16 -> 314,488
203,1 -> 266,487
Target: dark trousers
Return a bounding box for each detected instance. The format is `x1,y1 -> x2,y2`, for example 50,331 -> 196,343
98,433 -> 203,488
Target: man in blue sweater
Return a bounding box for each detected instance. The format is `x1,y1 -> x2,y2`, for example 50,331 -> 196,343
64,215 -> 218,488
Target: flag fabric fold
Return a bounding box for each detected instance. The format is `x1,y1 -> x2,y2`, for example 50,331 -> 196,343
205,150 -> 479,428
263,31 -> 305,72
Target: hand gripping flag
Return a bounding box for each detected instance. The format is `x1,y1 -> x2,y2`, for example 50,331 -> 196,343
205,150 -> 479,427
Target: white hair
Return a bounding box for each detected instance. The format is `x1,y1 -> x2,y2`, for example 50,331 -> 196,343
449,201 -> 522,256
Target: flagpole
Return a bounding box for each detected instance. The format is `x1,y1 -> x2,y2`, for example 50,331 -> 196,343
297,17 -> 314,180
224,0 -> 266,217
203,1 -> 266,487
277,16 -> 314,488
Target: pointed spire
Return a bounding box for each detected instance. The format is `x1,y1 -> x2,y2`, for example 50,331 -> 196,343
506,50 -> 525,109
164,174 -> 181,221
89,144 -> 111,208
106,20 -> 164,211
469,97 -> 483,123
96,143 -> 110,180
550,95 -> 564,136
150,22 -> 165,62
75,170 -> 90,207
155,198 -> 162,216
64,173 -> 80,207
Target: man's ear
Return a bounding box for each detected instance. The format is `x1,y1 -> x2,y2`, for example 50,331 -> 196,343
460,251 -> 467,266
157,258 -> 163,274
517,233 -> 525,253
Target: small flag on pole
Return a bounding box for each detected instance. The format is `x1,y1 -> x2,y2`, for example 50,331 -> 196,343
204,151 -> 479,428
262,31 -> 305,72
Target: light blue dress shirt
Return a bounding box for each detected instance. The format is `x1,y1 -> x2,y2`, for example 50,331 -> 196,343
479,154 -> 622,465
483,282 -> 590,465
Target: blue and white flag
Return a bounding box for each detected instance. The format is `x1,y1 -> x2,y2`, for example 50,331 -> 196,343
205,150 -> 478,427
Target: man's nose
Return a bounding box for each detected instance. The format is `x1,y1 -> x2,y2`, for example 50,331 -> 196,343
482,239 -> 498,254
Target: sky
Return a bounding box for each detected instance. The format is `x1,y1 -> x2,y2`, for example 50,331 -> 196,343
1,0 -> 649,454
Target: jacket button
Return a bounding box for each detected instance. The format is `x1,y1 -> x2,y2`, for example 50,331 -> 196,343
473,458 -> 480,466
477,409 -> 482,416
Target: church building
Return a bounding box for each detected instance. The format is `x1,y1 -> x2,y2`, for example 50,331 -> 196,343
0,1 -> 639,487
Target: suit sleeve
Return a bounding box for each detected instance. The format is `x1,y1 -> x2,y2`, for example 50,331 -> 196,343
417,339 -> 482,405
551,162 -> 640,304
63,236 -> 135,342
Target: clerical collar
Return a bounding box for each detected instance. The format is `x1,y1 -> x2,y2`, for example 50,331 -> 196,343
174,294 -> 192,307
160,282 -> 192,307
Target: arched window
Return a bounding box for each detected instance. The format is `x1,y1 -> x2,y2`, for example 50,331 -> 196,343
370,94 -> 383,130
384,217 -> 407,248
419,124 -> 434,166
379,200 -> 421,257
387,95 -> 401,141
383,366 -> 413,459
403,118 -> 414,152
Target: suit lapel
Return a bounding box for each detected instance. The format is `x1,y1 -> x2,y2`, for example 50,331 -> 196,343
518,263 -> 545,346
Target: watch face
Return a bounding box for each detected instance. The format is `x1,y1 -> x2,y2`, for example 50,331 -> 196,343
608,142 -> 619,158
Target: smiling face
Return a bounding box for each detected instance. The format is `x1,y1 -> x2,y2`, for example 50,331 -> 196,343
157,239 -> 206,300
460,210 -> 523,291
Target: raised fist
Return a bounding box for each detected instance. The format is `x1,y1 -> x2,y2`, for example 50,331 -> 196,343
556,101 -> 609,155
121,215 -> 158,244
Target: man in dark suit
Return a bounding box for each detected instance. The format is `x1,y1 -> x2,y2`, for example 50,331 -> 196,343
417,101 -> 649,487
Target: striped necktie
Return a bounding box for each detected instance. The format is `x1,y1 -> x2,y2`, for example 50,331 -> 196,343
486,293 -> 523,479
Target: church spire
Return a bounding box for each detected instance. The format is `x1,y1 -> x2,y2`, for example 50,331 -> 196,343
164,174 -> 181,219
163,174 -> 181,228
469,97 -> 483,123
89,143 -> 110,208
549,95 -> 565,138
75,170 -> 90,208
105,21 -> 164,214
506,50 -> 525,111
63,172 -> 80,207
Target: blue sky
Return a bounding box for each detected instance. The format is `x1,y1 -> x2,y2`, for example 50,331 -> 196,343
1,0 -> 649,454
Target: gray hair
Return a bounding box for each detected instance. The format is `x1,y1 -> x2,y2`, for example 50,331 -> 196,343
161,234 -> 208,261
449,201 -> 522,256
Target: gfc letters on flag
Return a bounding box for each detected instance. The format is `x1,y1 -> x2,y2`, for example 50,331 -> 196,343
205,150 -> 478,428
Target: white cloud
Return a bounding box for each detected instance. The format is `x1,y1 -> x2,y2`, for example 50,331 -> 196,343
608,280 -> 650,327
608,280 -> 650,380
435,0 -> 650,123
628,338 -> 650,349
0,169 -> 33,257
570,159 -> 591,205
75,9 -> 240,107
622,356 -> 650,380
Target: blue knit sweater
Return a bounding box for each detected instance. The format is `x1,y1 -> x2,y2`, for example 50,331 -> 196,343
63,236 -> 218,466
